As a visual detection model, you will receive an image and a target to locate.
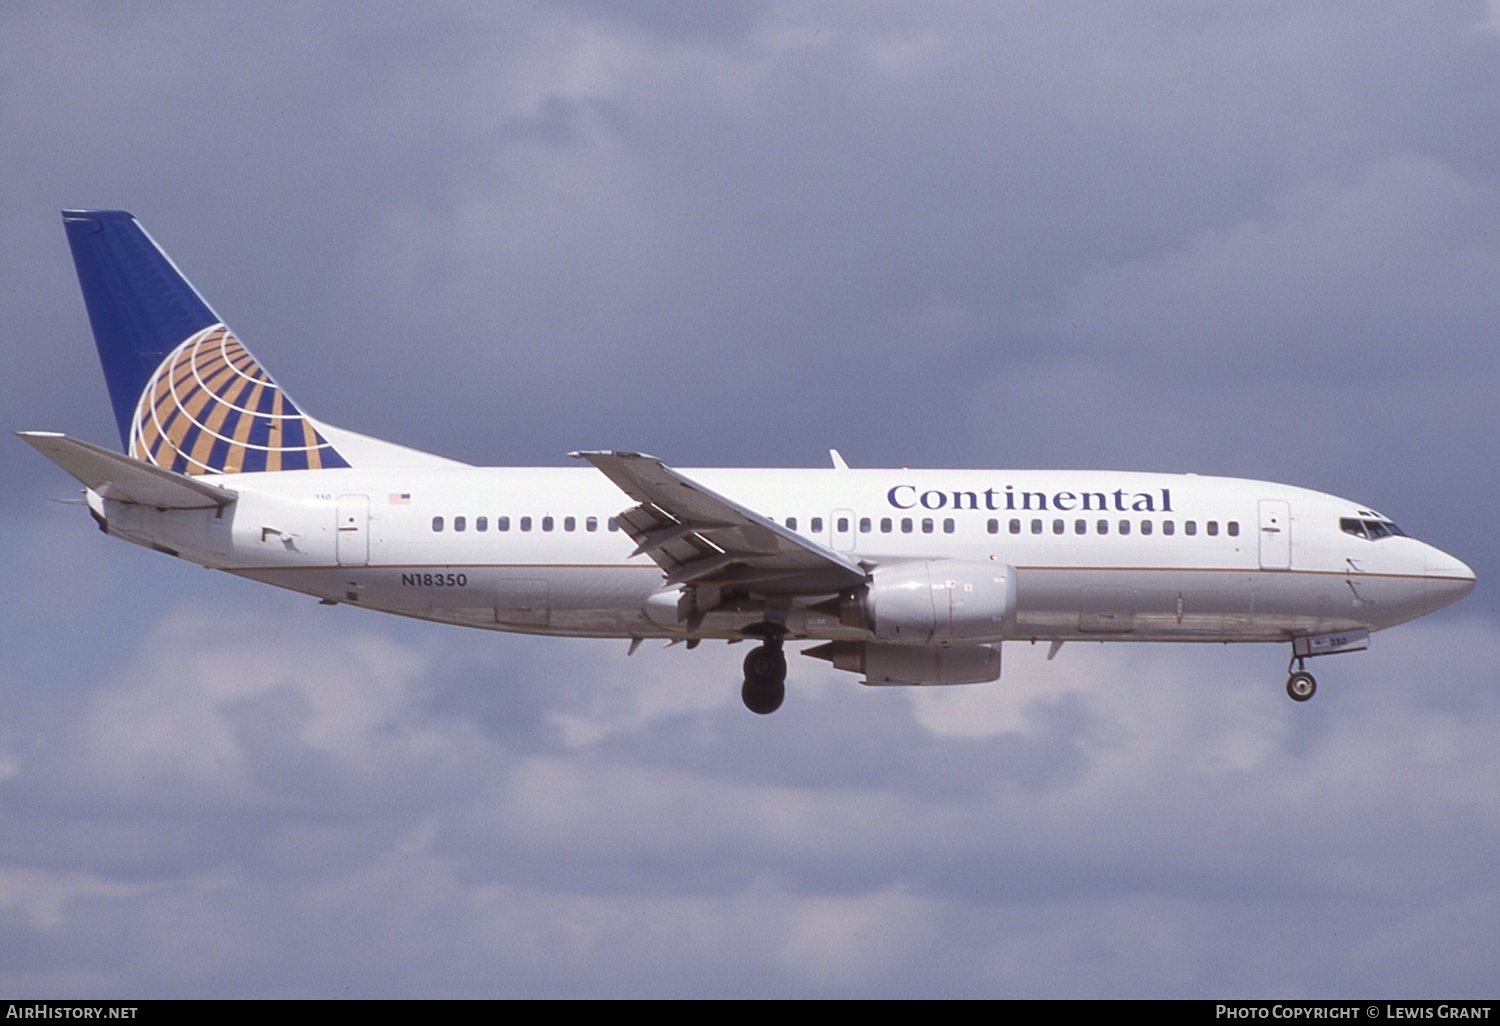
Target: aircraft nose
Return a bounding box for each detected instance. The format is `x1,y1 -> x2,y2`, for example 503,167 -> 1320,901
1425,546 -> 1476,614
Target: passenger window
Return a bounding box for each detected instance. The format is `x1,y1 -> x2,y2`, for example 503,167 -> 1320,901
859,517 -> 871,533
987,519 -> 999,535
1119,520 -> 1130,536
1009,519 -> 1021,535
1097,519 -> 1109,535
881,518 -> 893,533
1075,519 -> 1087,535
1227,521 -> 1239,537
922,518 -> 934,534
520,516 -> 532,532
902,518 -> 913,534
1163,521 -> 1175,536
811,517 -> 824,533
542,516 -> 554,532
454,516 -> 467,532
498,516 -> 510,532
476,516 -> 488,532
586,516 -> 598,532
1052,519 -> 1064,535
1031,519 -> 1043,535
786,517 -> 798,531
564,516 -> 576,532
836,517 -> 849,532
943,518 -> 955,534
607,517 -> 619,532
1207,521 -> 1219,536
432,516 -> 444,532
1140,520 -> 1152,536
1185,521 -> 1197,536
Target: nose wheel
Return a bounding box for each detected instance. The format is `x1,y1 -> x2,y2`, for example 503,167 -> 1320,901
741,639 -> 787,715
1286,670 -> 1317,702
1285,654 -> 1316,702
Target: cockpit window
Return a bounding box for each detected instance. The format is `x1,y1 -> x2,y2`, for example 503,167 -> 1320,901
1341,517 -> 1405,540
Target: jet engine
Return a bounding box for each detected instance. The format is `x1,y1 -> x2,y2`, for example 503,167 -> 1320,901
804,640 -> 1001,685
817,559 -> 1016,643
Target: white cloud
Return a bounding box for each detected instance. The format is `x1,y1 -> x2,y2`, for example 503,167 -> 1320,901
0,866 -> 148,931
57,604 -> 480,809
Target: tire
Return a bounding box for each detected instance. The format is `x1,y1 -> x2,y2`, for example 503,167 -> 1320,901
742,677 -> 785,715
743,645 -> 787,685
1286,671 -> 1316,702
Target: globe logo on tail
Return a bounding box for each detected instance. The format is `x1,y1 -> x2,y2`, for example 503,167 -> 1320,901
130,324 -> 348,475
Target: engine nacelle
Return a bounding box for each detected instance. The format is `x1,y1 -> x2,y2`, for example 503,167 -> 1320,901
805,641 -> 1001,686
828,560 -> 1016,643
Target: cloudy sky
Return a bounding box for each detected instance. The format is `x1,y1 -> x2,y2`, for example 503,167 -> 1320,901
3,1 -> 1498,998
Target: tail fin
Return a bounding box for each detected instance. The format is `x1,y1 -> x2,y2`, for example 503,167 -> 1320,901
62,210 -> 350,475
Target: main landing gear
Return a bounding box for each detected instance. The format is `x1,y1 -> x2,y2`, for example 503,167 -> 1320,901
741,637 -> 787,715
1286,655 -> 1316,703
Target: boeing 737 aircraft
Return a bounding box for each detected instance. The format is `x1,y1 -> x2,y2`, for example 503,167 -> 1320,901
21,210 -> 1475,714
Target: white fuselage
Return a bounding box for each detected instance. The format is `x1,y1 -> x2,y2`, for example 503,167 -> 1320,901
97,465 -> 1475,645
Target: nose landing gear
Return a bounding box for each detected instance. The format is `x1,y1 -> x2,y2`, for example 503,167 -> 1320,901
741,638 -> 787,715
1286,654 -> 1316,702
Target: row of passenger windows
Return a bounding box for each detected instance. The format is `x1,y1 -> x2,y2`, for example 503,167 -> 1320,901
432,515 -> 620,533
843,516 -> 1238,537
992,518 -> 1239,537
430,512 -> 1239,539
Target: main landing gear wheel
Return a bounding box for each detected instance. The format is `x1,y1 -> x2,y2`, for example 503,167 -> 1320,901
741,641 -> 787,715
1286,671 -> 1317,702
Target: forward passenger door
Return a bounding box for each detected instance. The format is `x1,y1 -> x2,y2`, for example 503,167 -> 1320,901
1258,500 -> 1291,570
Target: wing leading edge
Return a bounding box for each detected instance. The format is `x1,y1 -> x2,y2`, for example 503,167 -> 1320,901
571,451 -> 866,595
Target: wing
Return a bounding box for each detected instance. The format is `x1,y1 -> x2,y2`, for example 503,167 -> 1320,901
571,450 -> 866,595
19,431 -> 238,509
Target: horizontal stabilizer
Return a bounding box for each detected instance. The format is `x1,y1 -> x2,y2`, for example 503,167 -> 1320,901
18,431 -> 237,509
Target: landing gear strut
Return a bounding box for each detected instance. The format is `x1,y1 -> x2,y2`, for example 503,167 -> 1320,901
1286,655 -> 1316,703
741,638 -> 787,715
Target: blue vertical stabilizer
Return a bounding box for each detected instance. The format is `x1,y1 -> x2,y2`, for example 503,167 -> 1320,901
60,210 -> 348,475
63,210 -> 221,448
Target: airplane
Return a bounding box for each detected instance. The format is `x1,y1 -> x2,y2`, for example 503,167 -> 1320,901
21,210 -> 1475,714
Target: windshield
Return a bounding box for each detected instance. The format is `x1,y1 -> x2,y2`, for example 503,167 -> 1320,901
1340,517 -> 1406,540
